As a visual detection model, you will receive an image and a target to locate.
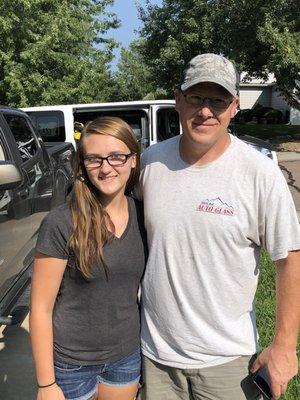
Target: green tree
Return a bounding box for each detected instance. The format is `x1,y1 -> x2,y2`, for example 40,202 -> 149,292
111,40 -> 155,101
138,0 -> 213,96
0,0 -> 119,107
111,39 -> 168,101
210,0 -> 300,110
138,0 -> 300,109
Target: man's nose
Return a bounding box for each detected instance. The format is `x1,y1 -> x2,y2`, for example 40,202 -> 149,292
197,101 -> 214,117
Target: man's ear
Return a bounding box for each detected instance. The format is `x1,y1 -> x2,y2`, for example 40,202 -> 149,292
174,89 -> 182,112
230,97 -> 240,118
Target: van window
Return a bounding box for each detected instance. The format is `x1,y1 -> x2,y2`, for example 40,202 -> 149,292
73,109 -> 147,144
27,111 -> 66,142
3,114 -> 38,162
157,108 -> 180,141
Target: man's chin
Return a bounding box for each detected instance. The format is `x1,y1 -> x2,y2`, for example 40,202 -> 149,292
192,124 -> 215,133
190,136 -> 215,148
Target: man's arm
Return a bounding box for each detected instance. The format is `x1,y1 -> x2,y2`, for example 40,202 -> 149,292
251,250 -> 300,400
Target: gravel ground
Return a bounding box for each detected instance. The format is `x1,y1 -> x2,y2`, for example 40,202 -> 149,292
271,138 -> 300,152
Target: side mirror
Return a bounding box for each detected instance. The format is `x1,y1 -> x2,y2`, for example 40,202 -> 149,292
0,161 -> 23,190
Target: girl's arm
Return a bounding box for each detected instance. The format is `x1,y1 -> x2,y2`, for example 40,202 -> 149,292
30,252 -> 67,399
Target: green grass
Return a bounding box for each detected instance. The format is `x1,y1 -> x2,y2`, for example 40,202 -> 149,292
256,251 -> 300,399
231,124 -> 300,140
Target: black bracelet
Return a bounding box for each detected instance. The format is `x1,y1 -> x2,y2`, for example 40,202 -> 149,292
37,380 -> 56,389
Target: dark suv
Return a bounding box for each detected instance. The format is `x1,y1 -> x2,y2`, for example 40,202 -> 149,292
0,107 -> 74,325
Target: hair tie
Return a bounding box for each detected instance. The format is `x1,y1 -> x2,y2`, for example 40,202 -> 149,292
37,380 -> 56,389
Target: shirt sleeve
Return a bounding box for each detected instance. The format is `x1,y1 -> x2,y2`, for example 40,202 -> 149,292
35,207 -> 71,260
132,182 -> 143,201
261,167 -> 300,261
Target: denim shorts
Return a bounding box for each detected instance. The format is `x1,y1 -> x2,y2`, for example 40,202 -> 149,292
54,347 -> 141,400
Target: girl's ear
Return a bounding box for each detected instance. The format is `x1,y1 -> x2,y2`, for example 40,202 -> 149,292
131,154 -> 137,169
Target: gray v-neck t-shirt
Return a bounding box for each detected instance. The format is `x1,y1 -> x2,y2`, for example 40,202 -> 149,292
35,197 -> 147,365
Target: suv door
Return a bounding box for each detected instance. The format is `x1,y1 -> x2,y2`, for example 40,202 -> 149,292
0,112 -> 52,317
2,112 -> 53,234
0,127 -> 34,316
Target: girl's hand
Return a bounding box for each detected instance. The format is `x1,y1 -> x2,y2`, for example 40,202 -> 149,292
37,383 -> 65,400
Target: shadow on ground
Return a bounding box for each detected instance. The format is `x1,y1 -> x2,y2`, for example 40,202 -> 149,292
279,163 -> 300,194
0,323 -> 36,399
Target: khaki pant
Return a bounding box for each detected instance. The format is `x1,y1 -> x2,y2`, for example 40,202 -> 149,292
140,355 -> 263,400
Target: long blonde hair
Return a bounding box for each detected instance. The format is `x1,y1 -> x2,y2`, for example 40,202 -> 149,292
68,117 -> 140,279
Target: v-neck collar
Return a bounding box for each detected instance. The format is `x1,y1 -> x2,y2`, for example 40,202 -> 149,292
112,196 -> 132,241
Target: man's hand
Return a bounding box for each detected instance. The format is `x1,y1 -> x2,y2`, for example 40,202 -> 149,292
251,343 -> 298,399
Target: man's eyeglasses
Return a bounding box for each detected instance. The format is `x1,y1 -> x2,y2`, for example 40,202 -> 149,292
83,153 -> 135,168
182,94 -> 233,111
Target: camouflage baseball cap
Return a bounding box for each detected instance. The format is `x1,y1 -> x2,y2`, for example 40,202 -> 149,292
180,53 -> 240,96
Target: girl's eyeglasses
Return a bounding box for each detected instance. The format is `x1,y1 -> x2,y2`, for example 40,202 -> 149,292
83,153 -> 135,168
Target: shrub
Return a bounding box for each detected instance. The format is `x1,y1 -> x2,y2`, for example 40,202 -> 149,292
235,104 -> 283,124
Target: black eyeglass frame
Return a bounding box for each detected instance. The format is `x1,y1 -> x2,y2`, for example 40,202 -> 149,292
182,93 -> 234,111
83,152 -> 135,168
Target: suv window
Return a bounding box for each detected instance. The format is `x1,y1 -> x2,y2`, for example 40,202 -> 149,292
0,140 -> 4,161
27,110 -> 66,142
0,138 -> 9,205
3,114 -> 38,162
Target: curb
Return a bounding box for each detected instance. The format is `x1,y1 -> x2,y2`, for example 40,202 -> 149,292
277,152 -> 300,162
277,152 -> 300,222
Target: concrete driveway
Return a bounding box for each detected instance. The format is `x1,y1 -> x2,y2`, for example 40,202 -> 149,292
278,151 -> 300,221
0,317 -> 36,399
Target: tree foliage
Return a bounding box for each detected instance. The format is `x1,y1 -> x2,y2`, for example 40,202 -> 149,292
111,39 -> 168,101
111,40 -> 155,101
138,0 -> 300,109
210,0 -> 300,110
0,0 -> 119,107
138,0 -> 213,95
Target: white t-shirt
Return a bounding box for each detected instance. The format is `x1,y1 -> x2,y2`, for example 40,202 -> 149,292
138,134 -> 300,369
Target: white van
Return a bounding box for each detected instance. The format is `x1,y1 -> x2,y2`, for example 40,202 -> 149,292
22,100 -> 180,152
22,100 -> 277,161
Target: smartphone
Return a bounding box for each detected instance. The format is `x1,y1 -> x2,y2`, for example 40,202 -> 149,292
252,367 -> 272,399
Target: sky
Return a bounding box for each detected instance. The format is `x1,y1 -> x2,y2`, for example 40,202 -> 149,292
106,0 -> 162,69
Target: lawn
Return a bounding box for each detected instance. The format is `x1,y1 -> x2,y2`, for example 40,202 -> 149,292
256,251 -> 300,399
231,124 -> 300,140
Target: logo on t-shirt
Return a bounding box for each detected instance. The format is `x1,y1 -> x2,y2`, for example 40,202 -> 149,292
196,197 -> 234,216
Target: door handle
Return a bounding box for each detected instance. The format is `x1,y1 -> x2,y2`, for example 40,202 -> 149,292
19,187 -> 30,198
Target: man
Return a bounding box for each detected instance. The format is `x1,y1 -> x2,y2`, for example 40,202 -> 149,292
138,54 -> 300,400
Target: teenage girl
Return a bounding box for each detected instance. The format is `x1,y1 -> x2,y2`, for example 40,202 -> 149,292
30,117 -> 146,400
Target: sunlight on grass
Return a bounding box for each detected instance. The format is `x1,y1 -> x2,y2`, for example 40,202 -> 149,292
232,124 -> 300,140
256,251 -> 300,399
